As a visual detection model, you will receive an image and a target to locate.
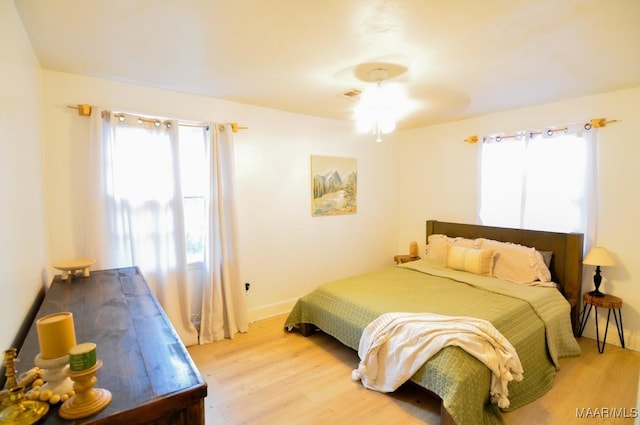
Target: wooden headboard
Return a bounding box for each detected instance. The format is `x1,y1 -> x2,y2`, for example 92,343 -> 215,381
426,220 -> 584,335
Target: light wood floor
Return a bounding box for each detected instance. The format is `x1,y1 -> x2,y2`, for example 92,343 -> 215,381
188,314 -> 640,425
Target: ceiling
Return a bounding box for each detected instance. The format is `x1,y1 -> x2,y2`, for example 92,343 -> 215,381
14,0 -> 640,130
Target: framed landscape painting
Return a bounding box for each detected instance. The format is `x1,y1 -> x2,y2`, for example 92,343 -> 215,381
311,155 -> 357,217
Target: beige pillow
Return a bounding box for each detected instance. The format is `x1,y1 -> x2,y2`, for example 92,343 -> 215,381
426,234 -> 479,264
445,245 -> 495,277
478,238 -> 551,284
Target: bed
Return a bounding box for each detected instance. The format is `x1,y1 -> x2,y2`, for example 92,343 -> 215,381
284,220 -> 584,425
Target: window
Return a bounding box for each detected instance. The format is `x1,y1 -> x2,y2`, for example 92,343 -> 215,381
108,120 -> 208,267
178,126 -> 208,264
478,128 -> 596,239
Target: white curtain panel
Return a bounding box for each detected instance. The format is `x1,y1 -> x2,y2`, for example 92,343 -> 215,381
199,123 -> 248,343
86,109 -> 199,346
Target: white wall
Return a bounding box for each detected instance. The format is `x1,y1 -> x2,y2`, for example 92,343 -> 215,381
7,0 -> 639,355
394,86 -> 640,350
40,70 -> 399,322
0,1 -> 48,350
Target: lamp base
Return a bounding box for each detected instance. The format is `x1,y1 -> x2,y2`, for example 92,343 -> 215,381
589,266 -> 606,298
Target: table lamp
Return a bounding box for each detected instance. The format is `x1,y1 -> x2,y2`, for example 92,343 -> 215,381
583,246 -> 615,297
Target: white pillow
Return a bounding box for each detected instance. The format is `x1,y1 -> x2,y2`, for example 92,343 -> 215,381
445,245 -> 495,277
425,234 -> 479,264
478,238 -> 551,284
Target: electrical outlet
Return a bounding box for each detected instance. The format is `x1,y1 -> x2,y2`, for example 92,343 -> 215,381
245,282 -> 250,291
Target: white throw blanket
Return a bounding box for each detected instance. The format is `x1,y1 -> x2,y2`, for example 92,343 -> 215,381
351,312 -> 524,408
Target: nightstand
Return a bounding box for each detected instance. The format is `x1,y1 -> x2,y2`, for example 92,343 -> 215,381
394,255 -> 421,264
578,293 -> 625,353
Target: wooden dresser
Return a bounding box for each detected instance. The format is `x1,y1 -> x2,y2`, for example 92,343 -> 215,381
16,267 -> 207,425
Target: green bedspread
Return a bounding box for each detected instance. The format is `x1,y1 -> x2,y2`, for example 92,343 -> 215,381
284,258 -> 580,425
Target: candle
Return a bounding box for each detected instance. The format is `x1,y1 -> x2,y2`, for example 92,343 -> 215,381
69,342 -> 97,372
36,312 -> 77,359
410,241 -> 419,257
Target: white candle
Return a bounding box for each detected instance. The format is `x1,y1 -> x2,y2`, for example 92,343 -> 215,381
36,312 -> 77,359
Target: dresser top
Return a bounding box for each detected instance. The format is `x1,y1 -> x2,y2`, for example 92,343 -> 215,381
17,267 -> 207,424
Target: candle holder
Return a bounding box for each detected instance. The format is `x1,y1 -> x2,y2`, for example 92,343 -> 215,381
59,360 -> 111,419
29,353 -> 74,403
2,348 -> 41,407
0,386 -> 49,425
33,311 -> 77,404
3,349 -> 19,391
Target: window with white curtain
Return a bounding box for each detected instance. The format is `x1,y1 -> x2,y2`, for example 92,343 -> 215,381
109,122 -> 207,266
478,126 -> 598,245
88,111 -> 248,345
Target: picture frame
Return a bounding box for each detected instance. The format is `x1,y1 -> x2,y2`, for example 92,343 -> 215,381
310,155 -> 357,217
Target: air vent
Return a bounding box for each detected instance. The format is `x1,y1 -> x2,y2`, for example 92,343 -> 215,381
341,89 -> 362,99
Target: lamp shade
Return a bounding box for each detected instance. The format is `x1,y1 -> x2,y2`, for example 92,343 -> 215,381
583,246 -> 615,267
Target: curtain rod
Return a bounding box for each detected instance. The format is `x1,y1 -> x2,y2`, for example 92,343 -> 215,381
463,118 -> 619,144
67,104 -> 248,133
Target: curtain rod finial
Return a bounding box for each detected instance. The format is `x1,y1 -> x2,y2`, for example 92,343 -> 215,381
590,118 -> 619,128
464,135 -> 478,144
68,104 -> 92,116
230,122 -> 248,133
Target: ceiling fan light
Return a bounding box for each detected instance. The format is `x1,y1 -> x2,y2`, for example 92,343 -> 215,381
352,68 -> 413,141
355,114 -> 375,133
379,118 -> 396,134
